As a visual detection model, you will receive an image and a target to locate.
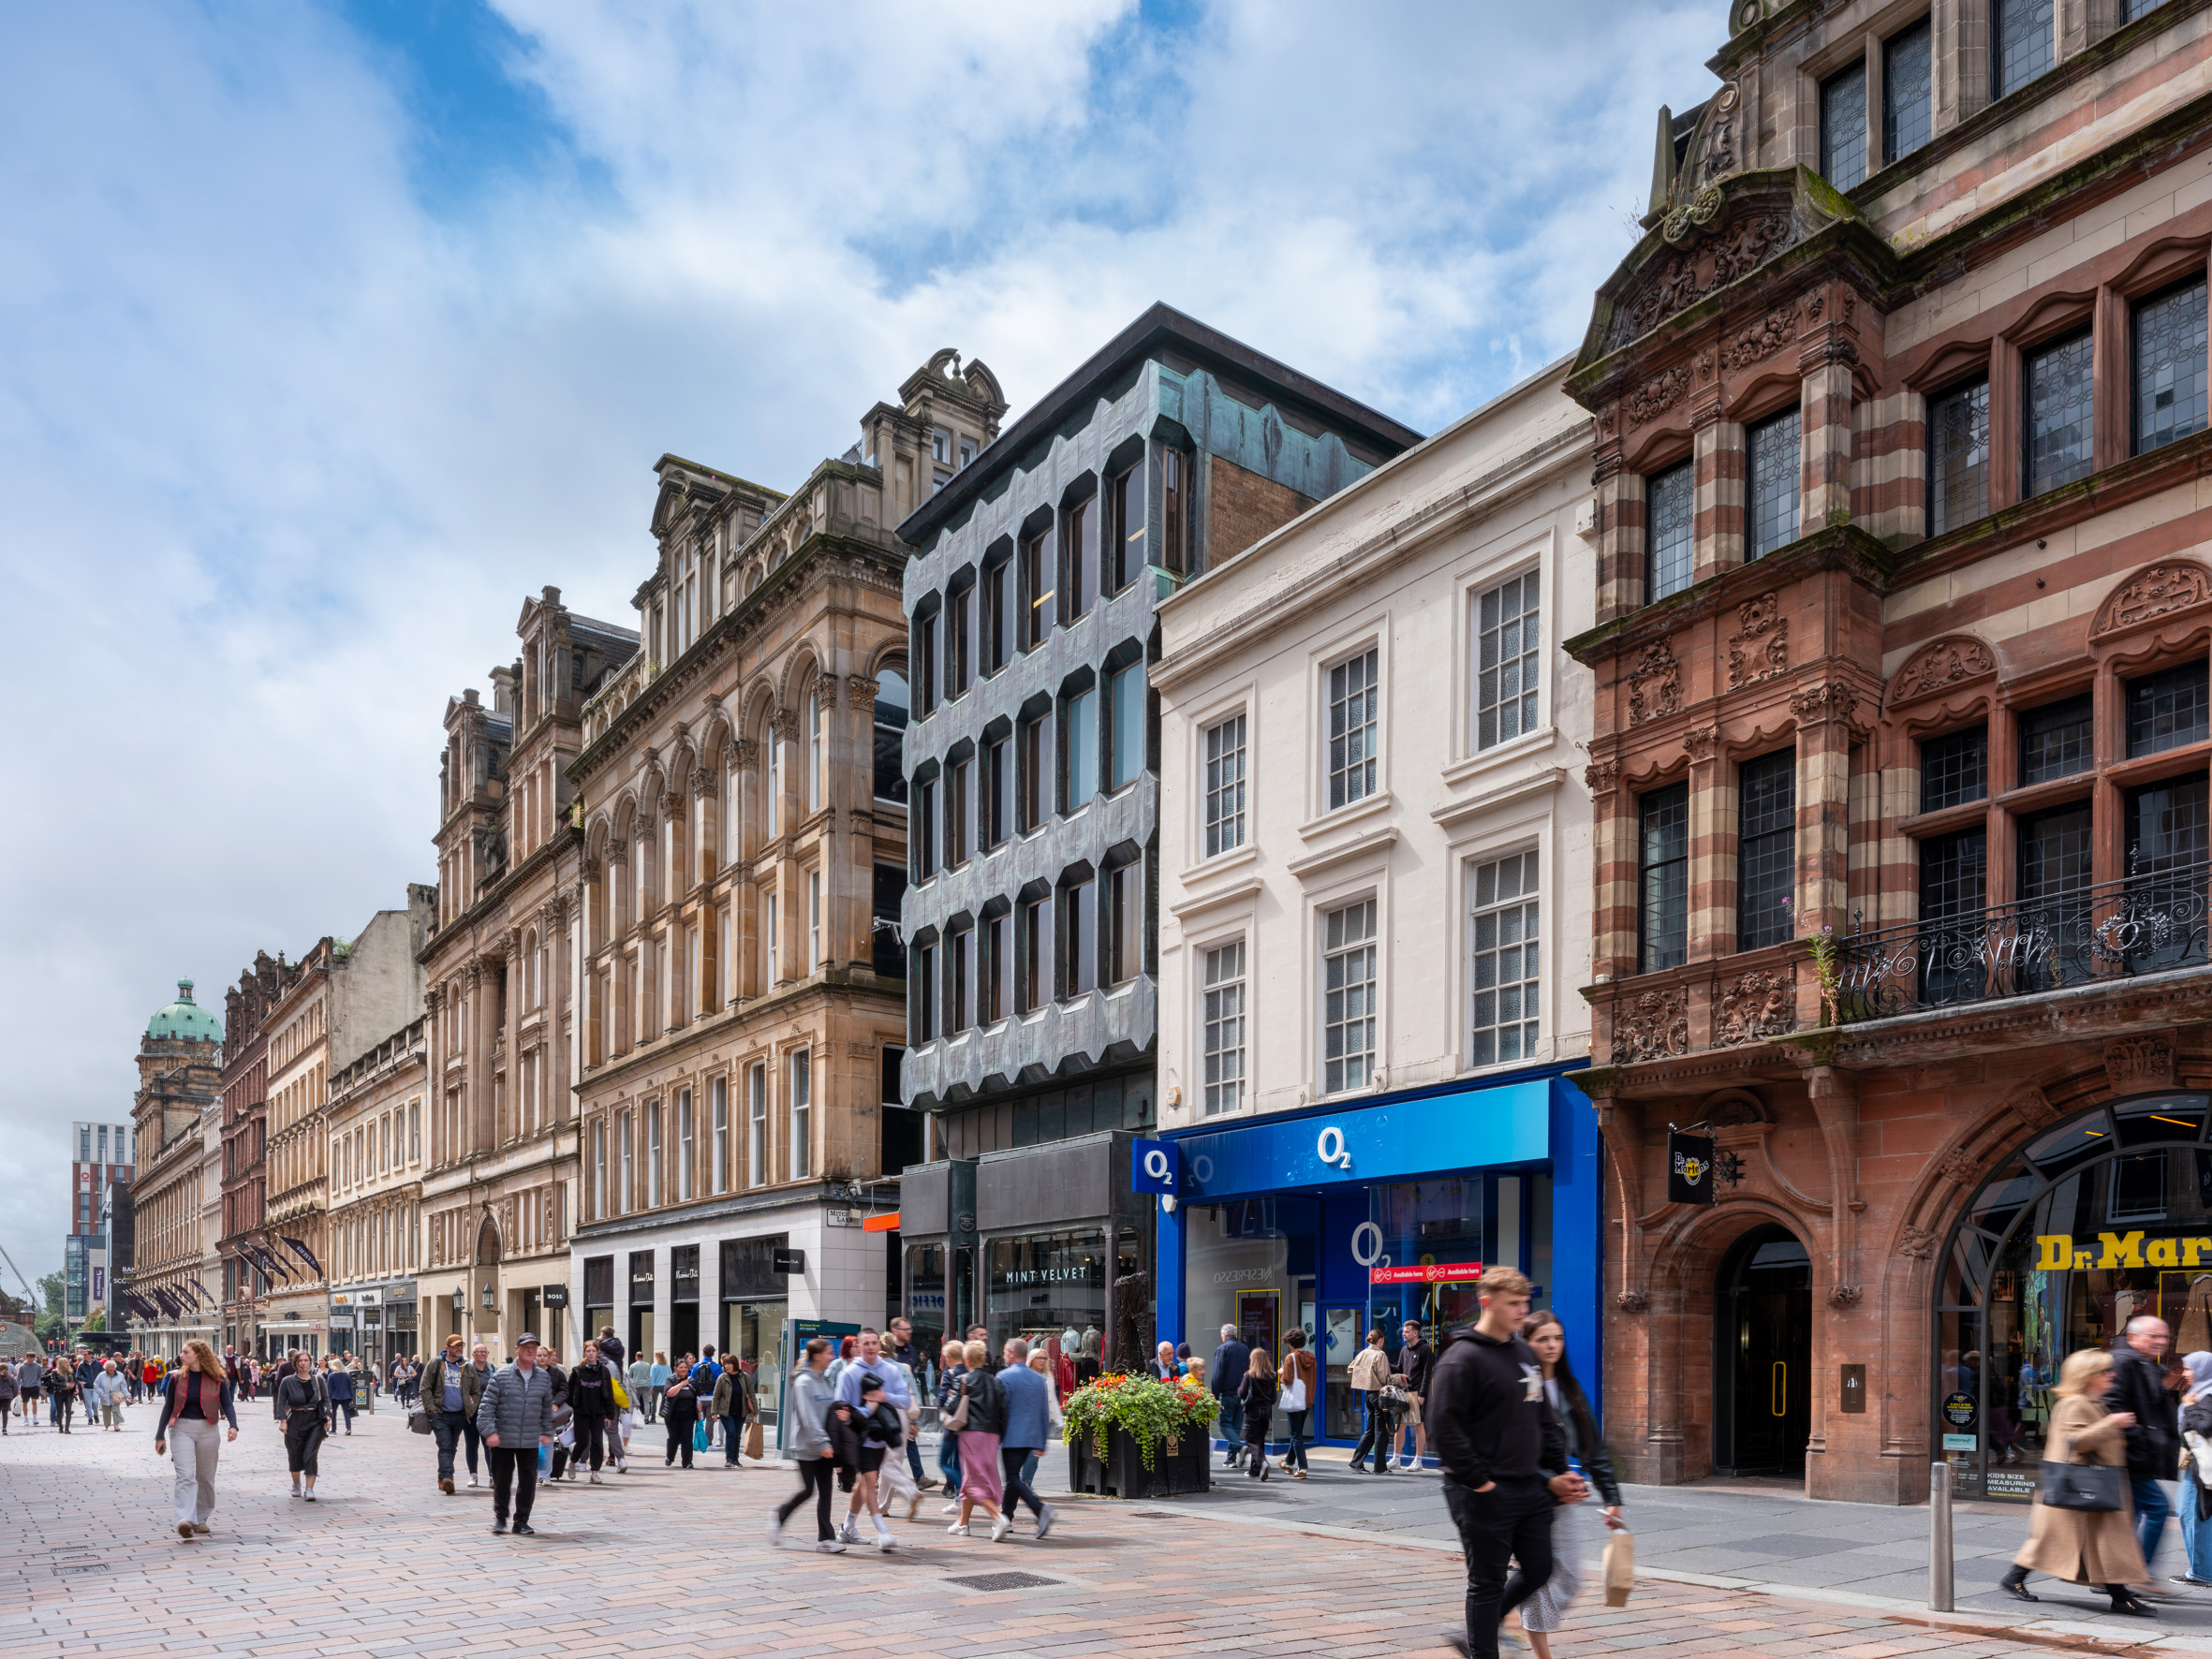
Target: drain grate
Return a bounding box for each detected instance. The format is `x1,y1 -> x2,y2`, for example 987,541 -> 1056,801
946,1571 -> 1063,1593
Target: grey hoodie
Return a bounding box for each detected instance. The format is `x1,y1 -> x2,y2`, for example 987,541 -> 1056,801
786,1364 -> 833,1460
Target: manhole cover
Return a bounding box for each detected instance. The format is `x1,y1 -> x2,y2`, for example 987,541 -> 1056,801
946,1571 -> 1063,1593
53,1561 -> 104,1576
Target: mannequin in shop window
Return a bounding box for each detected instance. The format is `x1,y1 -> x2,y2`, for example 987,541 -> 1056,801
2179,1274 -> 2212,1356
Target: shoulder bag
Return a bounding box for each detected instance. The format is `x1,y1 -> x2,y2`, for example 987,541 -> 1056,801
2038,1422 -> 2127,1512
1280,1358 -> 1308,1415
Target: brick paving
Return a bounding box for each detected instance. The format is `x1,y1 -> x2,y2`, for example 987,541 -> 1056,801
0,1399 -> 2197,1656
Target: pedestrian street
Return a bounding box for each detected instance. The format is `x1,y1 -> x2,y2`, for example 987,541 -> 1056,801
1,1400 -> 2196,1659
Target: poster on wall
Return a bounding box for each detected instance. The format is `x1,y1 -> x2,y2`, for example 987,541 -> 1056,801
1237,1292 -> 1278,1358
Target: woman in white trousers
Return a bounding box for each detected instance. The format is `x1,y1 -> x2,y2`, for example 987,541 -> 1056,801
154,1339 -> 239,1540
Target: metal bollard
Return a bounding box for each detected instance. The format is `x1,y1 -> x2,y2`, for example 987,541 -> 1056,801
1929,1461 -> 1955,1612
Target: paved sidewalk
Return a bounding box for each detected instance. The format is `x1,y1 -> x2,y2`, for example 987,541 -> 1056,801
0,1400 -> 2193,1657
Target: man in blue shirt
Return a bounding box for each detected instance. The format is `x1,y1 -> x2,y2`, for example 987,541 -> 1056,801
997,1338 -> 1057,1538
833,1329 -> 911,1551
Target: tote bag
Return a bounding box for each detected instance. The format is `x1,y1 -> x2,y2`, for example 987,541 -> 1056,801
1280,1361 -> 1308,1415
2039,1423 -> 2127,1512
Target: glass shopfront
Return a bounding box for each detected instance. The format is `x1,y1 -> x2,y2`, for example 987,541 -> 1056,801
985,1229 -> 1112,1353
721,1234 -> 789,1425
1939,1092 -> 2212,1501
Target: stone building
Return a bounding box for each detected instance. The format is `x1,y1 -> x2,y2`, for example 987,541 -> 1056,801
325,1016 -> 428,1368
1149,360 -> 1598,1446
418,595 -> 637,1360
217,950 -> 301,1354
892,305 -> 1418,1359
1564,0 -> 2212,1501
564,353 -> 997,1413
258,894 -> 433,1359
125,982 -> 223,1356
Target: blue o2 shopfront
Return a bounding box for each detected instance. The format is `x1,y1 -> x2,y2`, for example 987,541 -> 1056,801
1156,1064 -> 1600,1446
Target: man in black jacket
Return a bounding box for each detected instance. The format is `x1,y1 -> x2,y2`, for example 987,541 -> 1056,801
1209,1325 -> 1251,1467
1426,1266 -> 1587,1659
2111,1315 -> 2178,1578
1396,1319 -> 1435,1470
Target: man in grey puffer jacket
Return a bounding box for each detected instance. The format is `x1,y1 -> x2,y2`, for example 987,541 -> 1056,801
476,1333 -> 555,1536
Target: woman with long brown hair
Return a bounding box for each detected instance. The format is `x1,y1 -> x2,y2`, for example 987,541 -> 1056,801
154,1339 -> 239,1541
1516,1310 -> 1625,1657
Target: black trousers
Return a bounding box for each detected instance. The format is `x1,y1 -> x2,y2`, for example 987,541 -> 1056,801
574,1414 -> 610,1472
285,1416 -> 326,1475
666,1415 -> 695,1467
1000,1445 -> 1045,1519
1441,1475 -> 1556,1659
777,1457 -> 837,1540
1351,1397 -> 1396,1471
487,1445 -> 538,1526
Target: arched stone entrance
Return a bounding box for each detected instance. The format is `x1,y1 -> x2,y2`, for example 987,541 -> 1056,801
1715,1223 -> 1813,1476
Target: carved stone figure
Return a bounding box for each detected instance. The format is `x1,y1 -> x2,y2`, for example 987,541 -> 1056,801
1613,988 -> 1689,1064
1726,594 -> 1789,689
1886,636 -> 1996,706
1721,304 -> 1802,374
2093,562 -> 2212,636
1713,970 -> 1794,1046
1626,364 -> 1691,425
1627,640 -> 1683,726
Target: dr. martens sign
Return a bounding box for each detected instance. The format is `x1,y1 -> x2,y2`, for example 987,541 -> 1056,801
2035,1232 -> 2212,1270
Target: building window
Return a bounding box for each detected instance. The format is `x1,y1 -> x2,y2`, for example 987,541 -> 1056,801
1468,851 -> 1540,1067
1062,879 -> 1095,996
2134,278 -> 2208,455
618,1110 -> 634,1216
915,939 -> 939,1040
1107,663 -> 1146,791
946,582 -> 972,699
1746,408 -> 1801,559
914,610 -> 938,717
1994,0 -> 2055,98
1019,896 -> 1044,1014
2020,694 -> 2094,784
1063,495 -> 1097,623
1736,750 -> 1797,951
592,1122 -> 607,1219
1203,713 -> 1247,858
1928,378 -> 1990,536
677,1088 -> 695,1202
2025,330 -> 2095,496
1108,462 -> 1141,592
1021,530 -> 1054,649
645,1099 -> 662,1207
807,691 -> 826,813
766,728 -> 782,839
2128,776 -> 2209,882
1475,570 -> 1541,751
2127,661 -> 2210,757
1883,19 -> 1933,165
746,1064 -> 766,1188
711,1075 -> 729,1195
1321,899 -> 1378,1095
1921,726 -> 1989,811
873,862 -> 906,979
1919,828 -> 1989,1003
981,734 -> 1008,851
1159,447 -> 1189,578
1646,459 -> 1694,603
914,775 -> 937,878
1106,861 -> 1142,986
1819,60 -> 1867,190
981,557 -> 1010,674
789,1050 -> 811,1181
947,921 -> 971,1034
1326,647 -> 1380,811
2019,802 -> 2093,914
1202,941 -> 1247,1116
1017,712 -> 1044,833
765,892 -> 780,984
1639,784 -> 1690,974
984,911 -> 1010,1023
946,756 -> 970,868
1060,686 -> 1097,814
807,869 -> 822,968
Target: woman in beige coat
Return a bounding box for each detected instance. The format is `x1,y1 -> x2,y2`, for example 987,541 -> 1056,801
2000,1348 -> 2155,1616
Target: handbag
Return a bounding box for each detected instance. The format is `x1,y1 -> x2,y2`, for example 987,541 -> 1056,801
407,1406 -> 432,1436
1280,1361 -> 1308,1415
693,1420 -> 709,1452
610,1374 -> 630,1410
2039,1420 -> 2127,1511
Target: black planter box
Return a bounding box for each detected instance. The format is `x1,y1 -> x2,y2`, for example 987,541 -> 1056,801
1066,1425 -> 1213,1499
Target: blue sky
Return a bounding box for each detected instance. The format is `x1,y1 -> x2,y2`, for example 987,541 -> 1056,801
0,0 -> 1721,1290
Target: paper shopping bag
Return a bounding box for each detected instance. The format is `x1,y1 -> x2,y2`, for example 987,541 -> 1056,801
1602,1525 -> 1635,1608
745,1421 -> 765,1461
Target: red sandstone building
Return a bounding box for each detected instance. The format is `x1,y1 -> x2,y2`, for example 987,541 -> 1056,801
1567,0 -> 2212,1501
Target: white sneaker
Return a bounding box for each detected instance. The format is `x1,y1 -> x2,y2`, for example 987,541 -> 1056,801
1397,1454 -> 1416,1469
939,1499 -> 963,1516
468,1474 -> 480,1489
989,1512 -> 1011,1543
836,1520 -> 863,1545
1036,1505 -> 1057,1539
875,1525 -> 897,1553
946,1522 -> 971,1536
816,1538 -> 847,1554
768,1518 -> 784,1548
589,1473 -> 603,1485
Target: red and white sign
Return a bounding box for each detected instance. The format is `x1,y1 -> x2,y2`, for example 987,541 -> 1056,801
1369,1261 -> 1484,1285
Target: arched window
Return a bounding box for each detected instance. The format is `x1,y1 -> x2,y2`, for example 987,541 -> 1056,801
808,690 -> 826,814
874,669 -> 908,803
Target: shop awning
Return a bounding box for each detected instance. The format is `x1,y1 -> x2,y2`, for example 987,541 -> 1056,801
862,1211 -> 900,1234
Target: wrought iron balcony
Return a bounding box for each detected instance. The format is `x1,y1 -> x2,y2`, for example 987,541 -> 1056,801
1834,868 -> 2210,1022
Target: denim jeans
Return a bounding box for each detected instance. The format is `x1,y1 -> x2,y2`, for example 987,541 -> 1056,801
2137,1475 -> 2175,1574
2181,1470 -> 2212,1580
1217,1394 -> 1244,1458
938,1428 -> 963,1494
1284,1409 -> 1311,1471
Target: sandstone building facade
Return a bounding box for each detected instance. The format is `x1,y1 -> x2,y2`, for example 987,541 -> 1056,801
1566,0 -> 2212,1501
124,982 -> 222,1355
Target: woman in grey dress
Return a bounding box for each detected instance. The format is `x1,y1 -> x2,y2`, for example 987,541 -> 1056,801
1517,1311 -> 1625,1656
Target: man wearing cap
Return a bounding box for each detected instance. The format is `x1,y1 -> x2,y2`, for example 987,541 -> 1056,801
477,1331 -> 555,1537
421,1334 -> 485,1495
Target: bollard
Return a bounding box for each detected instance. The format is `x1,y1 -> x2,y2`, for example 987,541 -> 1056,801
1929,1461 -> 1955,1612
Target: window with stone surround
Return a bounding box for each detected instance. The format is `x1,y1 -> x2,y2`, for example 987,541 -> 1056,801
1645,459 -> 1694,603
2020,695 -> 2094,785
1204,712 -> 1247,858
1326,646 -> 1380,810
2133,278 -> 2208,456
1639,784 -> 1689,974
1920,726 -> 1989,812
1202,940 -> 1246,1116
2127,661 -> 2210,758
1819,61 -> 1867,190
1746,408 -> 1801,559
1468,850 -> 1540,1067
1475,570 -> 1541,750
1321,899 -> 1378,1095
1994,0 -> 2055,98
1737,751 -> 1797,951
1928,379 -> 1989,536
2025,330 -> 2095,496
1883,20 -> 1932,165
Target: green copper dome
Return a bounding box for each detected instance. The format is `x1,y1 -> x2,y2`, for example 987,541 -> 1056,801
146,980 -> 222,1045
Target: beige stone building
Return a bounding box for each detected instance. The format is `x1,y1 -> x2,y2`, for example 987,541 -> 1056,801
564,351 -> 1003,1410
325,1016 -> 428,1368
417,596 -> 640,1359
258,895 -> 433,1358
125,982 -> 223,1356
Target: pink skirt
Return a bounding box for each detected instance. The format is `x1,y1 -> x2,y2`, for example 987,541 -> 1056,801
957,1431 -> 1004,1505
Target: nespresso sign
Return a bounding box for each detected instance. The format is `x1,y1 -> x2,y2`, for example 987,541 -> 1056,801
2036,1232 -> 2212,1270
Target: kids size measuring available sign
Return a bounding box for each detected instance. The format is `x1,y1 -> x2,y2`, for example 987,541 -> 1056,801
2035,1231 -> 2212,1270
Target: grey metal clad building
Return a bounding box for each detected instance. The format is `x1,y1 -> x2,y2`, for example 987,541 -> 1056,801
891,302 -> 1419,1357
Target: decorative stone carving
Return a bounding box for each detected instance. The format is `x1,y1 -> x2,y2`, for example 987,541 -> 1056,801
1886,635 -> 1996,707
1627,640 -> 1682,727
1625,363 -> 1690,425
1612,208 -> 1795,348
2106,1033 -> 2177,1095
1827,1285 -> 1863,1309
1705,1093 -> 1764,1127
1682,724 -> 1720,762
847,675 -> 880,708
1583,760 -> 1620,795
1790,683 -> 1856,726
1615,1290 -> 1650,1314
1612,988 -> 1689,1065
1689,181 -> 1725,225
1693,347 -> 1716,384
1721,303 -> 1801,374
1726,594 -> 1789,689
2092,562 -> 2212,636
1597,403 -> 1619,440
2004,1081 -> 2057,1131
1937,1147 -> 1979,1187
1899,1225 -> 1938,1260
1713,970 -> 1794,1046
770,710 -> 800,742
730,739 -> 759,769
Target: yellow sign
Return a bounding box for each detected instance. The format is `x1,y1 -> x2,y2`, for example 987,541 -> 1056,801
2035,1232 -> 2212,1270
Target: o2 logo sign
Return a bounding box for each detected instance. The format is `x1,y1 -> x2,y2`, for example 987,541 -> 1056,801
1317,1125 -> 1351,1170
1351,1220 -> 1391,1272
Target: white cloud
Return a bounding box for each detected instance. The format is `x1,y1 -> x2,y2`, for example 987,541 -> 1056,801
0,0 -> 1718,1287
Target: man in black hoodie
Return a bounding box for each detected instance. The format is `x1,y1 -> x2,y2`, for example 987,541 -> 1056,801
1425,1266 -> 1587,1658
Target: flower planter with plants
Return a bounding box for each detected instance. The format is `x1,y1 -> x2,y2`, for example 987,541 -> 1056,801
1061,1372 -> 1217,1500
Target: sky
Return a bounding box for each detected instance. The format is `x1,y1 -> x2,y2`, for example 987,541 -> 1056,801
0,0 -> 1722,1293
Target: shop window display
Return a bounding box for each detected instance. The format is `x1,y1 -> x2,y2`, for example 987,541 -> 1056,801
1939,1093 -> 2212,1500
984,1229 -> 1120,1356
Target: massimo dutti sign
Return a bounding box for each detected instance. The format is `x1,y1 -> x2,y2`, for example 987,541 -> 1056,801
2035,1232 -> 2212,1270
